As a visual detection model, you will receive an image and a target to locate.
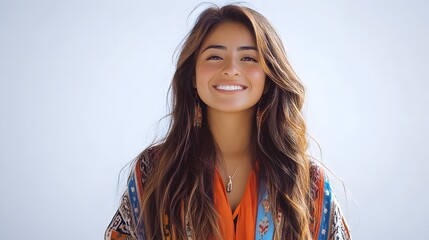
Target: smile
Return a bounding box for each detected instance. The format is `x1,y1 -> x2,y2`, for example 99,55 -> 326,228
213,85 -> 247,91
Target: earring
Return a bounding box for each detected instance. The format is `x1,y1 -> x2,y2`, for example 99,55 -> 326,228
256,100 -> 263,130
194,98 -> 202,129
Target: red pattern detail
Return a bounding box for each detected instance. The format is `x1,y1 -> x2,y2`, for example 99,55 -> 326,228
258,216 -> 269,236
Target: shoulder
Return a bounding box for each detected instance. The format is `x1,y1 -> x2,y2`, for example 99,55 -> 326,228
309,160 -> 328,205
309,160 -> 329,221
134,146 -> 157,180
126,146 -> 159,212
131,145 -> 160,185
309,160 -> 330,218
309,160 -> 332,224
105,146 -> 160,240
309,160 -> 352,240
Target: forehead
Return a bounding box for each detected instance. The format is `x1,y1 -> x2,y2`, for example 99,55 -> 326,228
201,22 -> 256,48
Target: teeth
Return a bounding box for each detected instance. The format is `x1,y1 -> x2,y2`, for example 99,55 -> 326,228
215,85 -> 245,91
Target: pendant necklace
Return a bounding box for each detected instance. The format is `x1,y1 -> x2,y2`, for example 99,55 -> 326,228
225,149 -> 249,194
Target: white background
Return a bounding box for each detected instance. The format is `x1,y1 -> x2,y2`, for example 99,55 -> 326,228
1,0 -> 428,239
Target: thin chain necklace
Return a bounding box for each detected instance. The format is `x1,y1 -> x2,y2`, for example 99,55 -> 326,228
224,149 -> 249,194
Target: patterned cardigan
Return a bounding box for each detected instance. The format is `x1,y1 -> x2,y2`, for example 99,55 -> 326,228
105,151 -> 351,240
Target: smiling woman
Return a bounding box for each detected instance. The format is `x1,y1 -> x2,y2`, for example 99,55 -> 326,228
105,4 -> 351,240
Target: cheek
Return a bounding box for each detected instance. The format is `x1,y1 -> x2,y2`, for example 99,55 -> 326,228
195,63 -> 214,97
246,66 -> 266,91
195,62 -> 214,84
195,63 -> 205,88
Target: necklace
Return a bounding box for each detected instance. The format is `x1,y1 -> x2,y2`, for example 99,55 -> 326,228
224,149 -> 249,194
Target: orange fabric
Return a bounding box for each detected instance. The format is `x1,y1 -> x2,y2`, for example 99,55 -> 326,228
109,231 -> 131,240
312,168 -> 325,240
213,169 -> 258,240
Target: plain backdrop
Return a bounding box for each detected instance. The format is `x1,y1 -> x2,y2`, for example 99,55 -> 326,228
1,0 -> 428,239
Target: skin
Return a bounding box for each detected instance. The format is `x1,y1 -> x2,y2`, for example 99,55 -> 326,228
195,22 -> 266,210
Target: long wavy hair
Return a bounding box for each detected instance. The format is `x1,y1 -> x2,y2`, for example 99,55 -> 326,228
137,4 -> 311,240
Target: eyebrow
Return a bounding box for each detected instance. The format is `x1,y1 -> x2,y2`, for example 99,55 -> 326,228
202,45 -> 257,52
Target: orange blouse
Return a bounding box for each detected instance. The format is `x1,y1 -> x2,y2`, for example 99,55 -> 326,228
213,169 -> 258,240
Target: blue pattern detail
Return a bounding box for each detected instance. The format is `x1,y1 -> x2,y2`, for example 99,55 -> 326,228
128,173 -> 140,222
317,175 -> 332,240
128,172 -> 146,239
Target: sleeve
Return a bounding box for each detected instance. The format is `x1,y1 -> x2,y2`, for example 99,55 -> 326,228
328,195 -> 352,240
104,188 -> 137,240
310,162 -> 352,240
105,150 -> 153,240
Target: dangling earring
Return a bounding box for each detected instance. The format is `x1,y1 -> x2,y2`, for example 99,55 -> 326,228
194,97 -> 202,129
256,100 -> 262,130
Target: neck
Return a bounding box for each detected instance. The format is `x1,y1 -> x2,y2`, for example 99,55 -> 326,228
207,107 -> 256,160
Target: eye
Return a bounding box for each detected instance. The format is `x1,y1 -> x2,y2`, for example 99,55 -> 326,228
241,56 -> 258,62
206,55 -> 223,61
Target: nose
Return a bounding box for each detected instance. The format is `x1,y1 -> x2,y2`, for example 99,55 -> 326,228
222,59 -> 240,76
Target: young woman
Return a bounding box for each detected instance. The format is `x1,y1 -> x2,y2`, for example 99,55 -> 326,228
105,4 -> 351,240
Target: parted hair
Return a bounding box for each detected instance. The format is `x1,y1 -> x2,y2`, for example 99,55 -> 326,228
136,4 -> 312,240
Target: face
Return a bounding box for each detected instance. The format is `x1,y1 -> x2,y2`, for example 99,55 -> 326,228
195,22 -> 266,115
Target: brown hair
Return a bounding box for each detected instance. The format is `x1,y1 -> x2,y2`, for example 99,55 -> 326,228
137,4 -> 311,239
